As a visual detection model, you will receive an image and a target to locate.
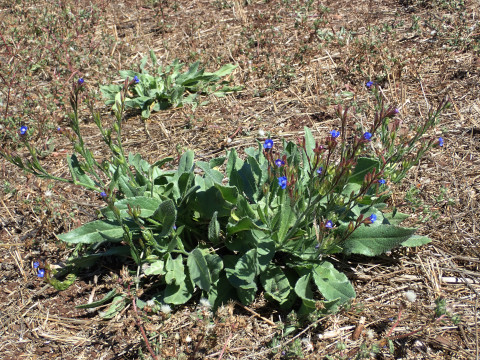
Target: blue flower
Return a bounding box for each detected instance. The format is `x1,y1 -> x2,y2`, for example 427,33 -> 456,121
330,130 -> 340,138
366,81 -> 374,88
325,220 -> 333,229
363,132 -> 372,140
57,127 -> 61,132
78,78 -> 84,85
264,139 -> 273,149
33,261 -> 40,269
173,224 -> 177,230
275,159 -> 285,167
20,126 -> 28,135
134,75 -> 139,84
438,137 -> 444,147
278,176 -> 287,189
378,179 -> 386,185
316,167 -> 323,175
369,214 -> 377,223
37,269 -> 45,278
100,191 -> 107,198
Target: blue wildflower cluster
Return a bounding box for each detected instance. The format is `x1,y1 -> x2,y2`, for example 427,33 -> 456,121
330,130 -> 340,138
264,139 -> 273,149
33,261 -> 45,278
278,176 -> 287,189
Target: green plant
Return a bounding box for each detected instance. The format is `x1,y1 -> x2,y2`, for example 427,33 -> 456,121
100,51 -> 242,119
0,76 -> 449,319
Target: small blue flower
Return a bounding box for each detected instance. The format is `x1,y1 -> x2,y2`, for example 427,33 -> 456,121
438,137 -> 444,147
100,191 -> 107,198
33,261 -> 40,269
316,167 -> 323,175
133,75 -> 139,83
369,214 -> 377,223
330,130 -> 340,138
363,132 -> 372,140
275,159 -> 285,167
57,127 -> 61,132
264,139 -> 273,149
173,224 -> 177,230
315,244 -> 320,249
378,179 -> 386,185
278,176 -> 287,189
37,269 -> 45,278
366,81 -> 374,88
325,220 -> 333,229
78,78 -> 84,85
20,126 -> 28,135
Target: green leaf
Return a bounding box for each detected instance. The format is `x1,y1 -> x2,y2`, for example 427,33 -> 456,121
260,265 -> 292,304
210,63 -> 237,77
196,161 -> 224,183
208,211 -> 220,243
214,183 -> 239,204
343,224 -> 418,256
187,248 -> 211,292
401,235 -> 431,247
303,126 -> 316,159
176,150 -> 194,176
101,196 -> 162,219
294,274 -> 316,309
48,273 -> 77,291
76,290 -> 117,309
144,260 -> 166,276
150,49 -> 158,67
208,274 -> 234,310
152,199 -> 177,237
312,262 -> 356,304
67,154 -> 97,189
349,157 -> 381,184
164,279 -> 194,305
165,255 -> 186,285
57,220 -> 124,244
383,211 -> 410,226
205,253 -> 223,283
99,295 -> 126,319
226,217 -> 268,235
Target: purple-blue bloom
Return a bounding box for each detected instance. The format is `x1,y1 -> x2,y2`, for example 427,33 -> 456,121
438,137 -> 444,147
134,75 -> 140,83
363,132 -> 372,140
366,81 -> 374,88
378,179 -> 386,185
20,126 -> 28,135
33,261 -> 40,269
100,191 -> 107,198
78,78 -> 84,85
325,220 -> 333,229
275,159 -> 285,167
316,167 -> 323,175
278,176 -> 287,189
37,269 -> 45,278
330,130 -> 340,138
264,139 -> 273,149
369,214 -> 377,223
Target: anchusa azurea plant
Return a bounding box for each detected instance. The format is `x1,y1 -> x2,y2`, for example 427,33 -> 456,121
0,75 -> 449,318
100,50 -> 242,119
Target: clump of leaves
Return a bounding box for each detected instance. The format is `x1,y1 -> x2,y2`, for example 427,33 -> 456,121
100,50 -> 242,118
1,77 -> 449,319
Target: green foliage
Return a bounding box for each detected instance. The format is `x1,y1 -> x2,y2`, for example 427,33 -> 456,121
2,73 -> 447,319
100,51 -> 242,118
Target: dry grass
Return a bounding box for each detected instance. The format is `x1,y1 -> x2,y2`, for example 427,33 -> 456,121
1,0 -> 479,359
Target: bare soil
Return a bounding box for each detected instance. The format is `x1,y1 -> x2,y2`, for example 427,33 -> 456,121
1,0 -> 479,359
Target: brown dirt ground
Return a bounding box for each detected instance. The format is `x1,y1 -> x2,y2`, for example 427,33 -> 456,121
1,0 -> 479,359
